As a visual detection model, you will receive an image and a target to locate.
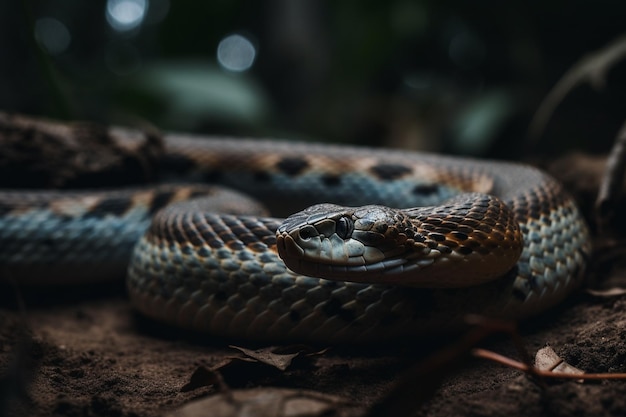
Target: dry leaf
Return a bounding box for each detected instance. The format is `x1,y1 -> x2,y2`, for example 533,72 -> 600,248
535,346 -> 585,379
165,388 -> 356,417
229,346 -> 301,371
586,287 -> 626,297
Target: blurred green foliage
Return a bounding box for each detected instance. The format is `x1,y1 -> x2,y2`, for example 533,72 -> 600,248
2,0 -> 625,157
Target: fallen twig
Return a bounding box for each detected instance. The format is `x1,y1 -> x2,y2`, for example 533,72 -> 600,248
473,348 -> 626,380
595,120 -> 626,234
528,35 -> 626,145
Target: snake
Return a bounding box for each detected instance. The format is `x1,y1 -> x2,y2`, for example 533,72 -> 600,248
0,133 -> 590,343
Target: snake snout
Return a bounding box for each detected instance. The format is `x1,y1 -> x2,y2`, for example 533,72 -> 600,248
275,204 -> 406,281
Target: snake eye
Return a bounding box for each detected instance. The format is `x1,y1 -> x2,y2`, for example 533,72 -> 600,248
336,217 -> 354,239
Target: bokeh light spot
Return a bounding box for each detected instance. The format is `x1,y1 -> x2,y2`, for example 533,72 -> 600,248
217,34 -> 256,72
106,0 -> 148,32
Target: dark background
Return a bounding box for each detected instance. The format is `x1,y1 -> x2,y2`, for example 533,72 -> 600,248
2,0 -> 625,158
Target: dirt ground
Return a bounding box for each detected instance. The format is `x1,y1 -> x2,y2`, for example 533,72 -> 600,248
2,153 -> 626,417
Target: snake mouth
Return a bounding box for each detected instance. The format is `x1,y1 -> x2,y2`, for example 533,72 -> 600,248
275,232 -> 424,284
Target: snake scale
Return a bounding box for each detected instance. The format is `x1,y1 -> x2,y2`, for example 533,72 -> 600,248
0,134 -> 590,343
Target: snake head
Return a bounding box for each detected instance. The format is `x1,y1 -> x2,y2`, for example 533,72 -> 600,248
276,203 -> 422,282
276,194 -> 524,288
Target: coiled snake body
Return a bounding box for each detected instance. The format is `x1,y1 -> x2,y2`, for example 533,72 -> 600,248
0,134 -> 590,342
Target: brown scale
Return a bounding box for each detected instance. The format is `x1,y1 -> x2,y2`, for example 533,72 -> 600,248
398,194 -> 523,284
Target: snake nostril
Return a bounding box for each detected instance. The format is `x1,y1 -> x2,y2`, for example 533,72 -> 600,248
298,225 -> 318,241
